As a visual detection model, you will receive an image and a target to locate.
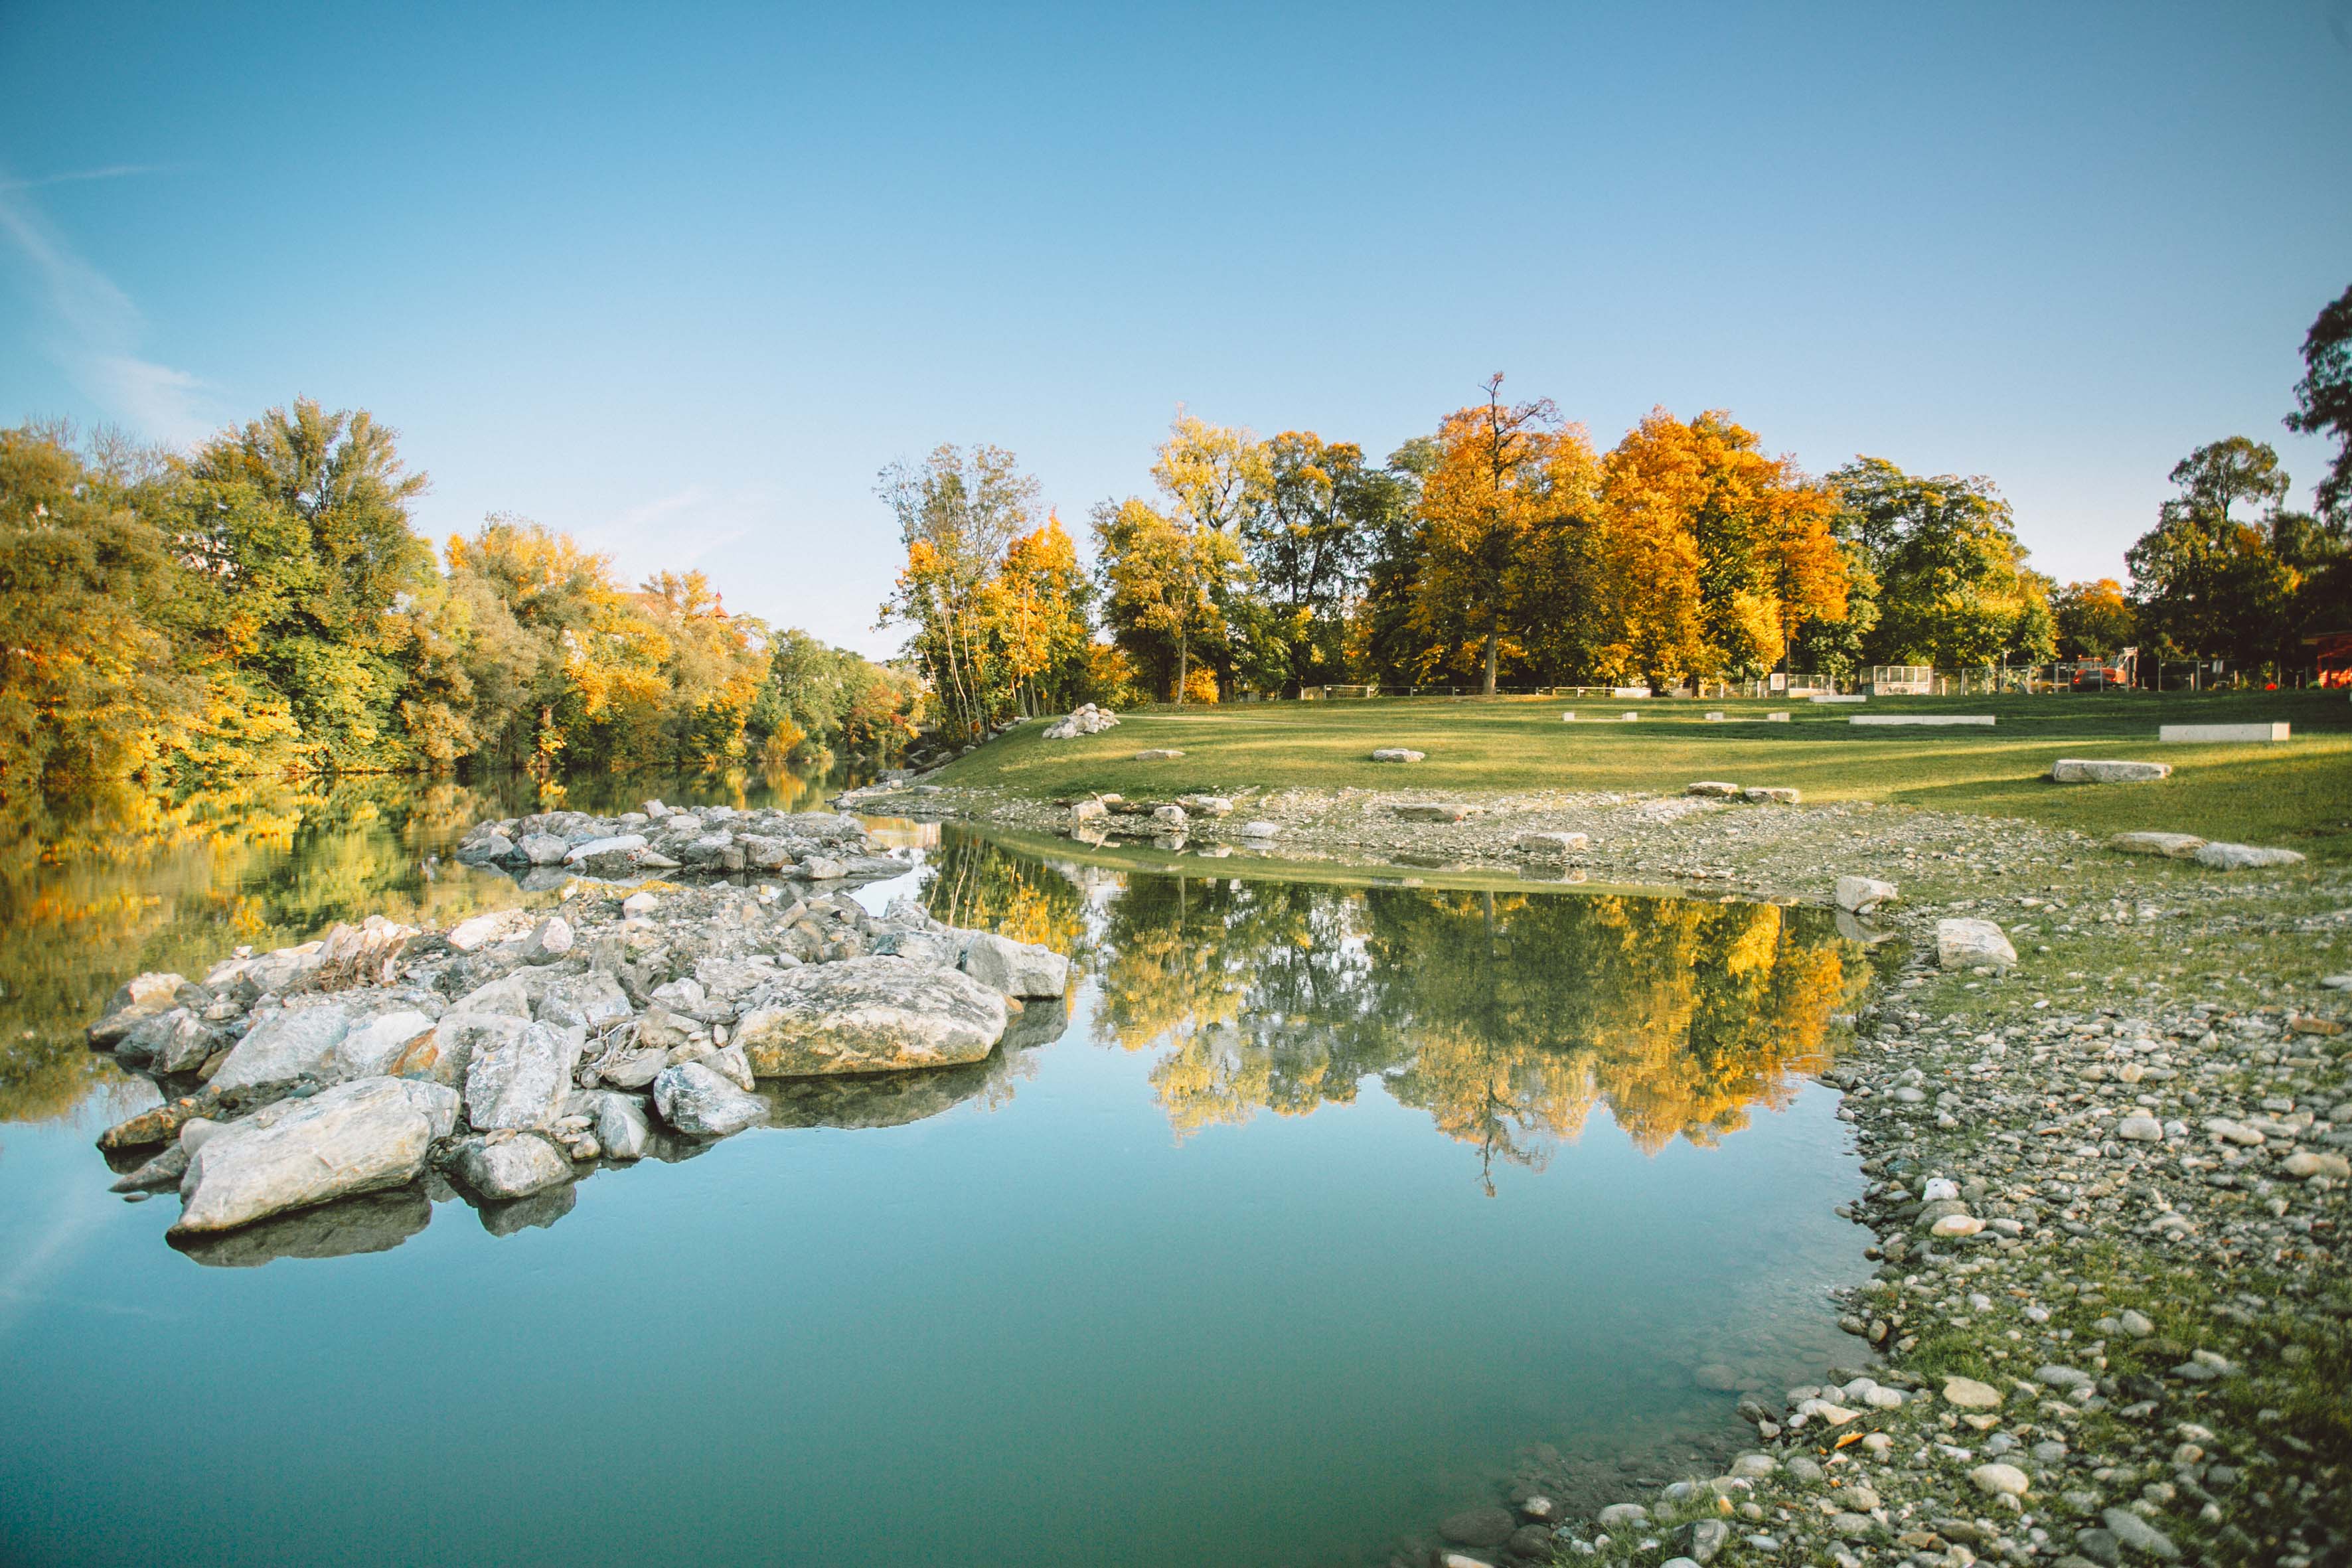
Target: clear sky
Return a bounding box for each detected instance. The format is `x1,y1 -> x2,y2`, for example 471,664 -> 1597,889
5,1 -> 2347,659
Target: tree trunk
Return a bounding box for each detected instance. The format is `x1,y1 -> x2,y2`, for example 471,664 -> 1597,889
1482,627 -> 1499,697
1175,633 -> 1190,706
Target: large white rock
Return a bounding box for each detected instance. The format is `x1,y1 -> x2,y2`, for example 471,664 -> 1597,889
1835,876 -> 1897,913
538,972 -> 635,1031
325,1009 -> 439,1080
173,1077 -> 447,1235
2050,758 -> 2171,783
2110,831 -> 2205,858
587,1091 -> 653,1159
652,1061 -> 768,1136
2193,842 -> 2306,870
733,956 -> 1008,1076
562,833 -> 648,864
463,1020 -> 584,1130
398,1011 -> 524,1087
445,909 -> 536,953
449,1130 -> 576,1200
1369,747 -> 1425,763
1937,918 -> 2018,970
207,997 -> 360,1090
959,931 -> 1070,998
88,972 -> 187,1044
518,832 -> 571,865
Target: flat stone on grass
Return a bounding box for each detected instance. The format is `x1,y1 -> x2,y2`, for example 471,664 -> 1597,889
2050,758 -> 2171,783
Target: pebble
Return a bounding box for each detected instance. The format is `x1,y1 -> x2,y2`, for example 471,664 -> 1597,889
1970,1462 -> 2030,1497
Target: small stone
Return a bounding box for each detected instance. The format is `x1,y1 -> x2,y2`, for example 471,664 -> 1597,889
1942,1376 -> 2003,1409
1931,1213 -> 1985,1237
621,891 -> 659,916
1596,1503 -> 1647,1528
2117,1309 -> 2154,1338
2282,1150 -> 2350,1179
1132,749 -> 1185,761
1835,876 -> 1897,913
2099,1507 -> 2179,1560
1970,1462 -> 2030,1498
2115,1115 -> 2164,1142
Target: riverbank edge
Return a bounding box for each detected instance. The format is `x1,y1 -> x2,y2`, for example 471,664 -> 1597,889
859,779 -> 2350,1568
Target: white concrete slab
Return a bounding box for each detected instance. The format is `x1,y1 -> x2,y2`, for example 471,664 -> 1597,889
1849,715 -> 1997,727
2159,722 -> 2290,744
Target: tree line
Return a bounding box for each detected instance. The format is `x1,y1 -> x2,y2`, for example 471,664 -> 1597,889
1,401 -> 914,801
889,284 -> 2351,725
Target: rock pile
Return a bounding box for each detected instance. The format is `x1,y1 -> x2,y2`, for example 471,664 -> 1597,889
90,877 -> 1072,1249
453,801 -> 905,892
1041,704 -> 1119,739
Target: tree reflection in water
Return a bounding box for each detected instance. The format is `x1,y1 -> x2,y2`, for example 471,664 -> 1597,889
925,830 -> 1867,1192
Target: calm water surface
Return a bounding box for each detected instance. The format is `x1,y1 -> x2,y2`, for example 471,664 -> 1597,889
0,774 -> 1876,1568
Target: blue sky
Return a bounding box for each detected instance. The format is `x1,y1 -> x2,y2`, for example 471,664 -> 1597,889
5,1 -> 2348,658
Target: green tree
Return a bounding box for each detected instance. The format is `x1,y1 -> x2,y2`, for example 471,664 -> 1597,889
2286,281 -> 2352,528
2126,439 -> 2304,668
1828,457 -> 2053,668
1243,433 -> 1403,690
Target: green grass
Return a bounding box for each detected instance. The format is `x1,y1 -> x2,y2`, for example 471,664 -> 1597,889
937,690 -> 2352,860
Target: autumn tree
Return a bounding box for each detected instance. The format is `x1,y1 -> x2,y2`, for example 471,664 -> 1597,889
878,444 -> 1040,740
2051,579 -> 2135,658
1411,376 -> 1571,694
1092,497 -> 1245,702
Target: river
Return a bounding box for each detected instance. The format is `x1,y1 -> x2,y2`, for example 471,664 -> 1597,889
0,769 -> 1877,1567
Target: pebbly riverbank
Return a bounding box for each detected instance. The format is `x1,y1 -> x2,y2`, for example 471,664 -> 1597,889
848,770 -> 2349,1568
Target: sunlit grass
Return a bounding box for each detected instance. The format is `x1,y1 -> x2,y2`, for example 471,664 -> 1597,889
938,690 -> 2352,860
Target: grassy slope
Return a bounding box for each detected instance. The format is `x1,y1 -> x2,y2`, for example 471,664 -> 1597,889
936,689 -> 2352,861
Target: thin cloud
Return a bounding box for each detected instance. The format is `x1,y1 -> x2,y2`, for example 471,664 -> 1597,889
588,485 -> 759,579
0,163 -> 183,193
0,171 -> 214,445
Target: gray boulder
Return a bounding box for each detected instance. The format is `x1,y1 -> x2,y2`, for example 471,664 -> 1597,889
959,931 -> 1070,998
463,1021 -> 584,1130
2110,830 -> 2205,858
2050,758 -> 2170,783
1835,876 -> 1897,913
89,971 -> 188,1045
1937,917 -> 2018,970
399,1011 -> 524,1087
518,832 -> 571,865
652,1061 -> 768,1136
1369,747 -> 1424,763
208,996 -> 360,1090
539,972 -> 633,1031
586,1091 -> 653,1159
733,956 -> 1007,1076
173,1077 -> 449,1235
325,1008 -> 440,1080
448,1130 -> 576,1200
2193,842 -> 2306,870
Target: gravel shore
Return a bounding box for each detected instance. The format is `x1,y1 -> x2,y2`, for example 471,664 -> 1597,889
856,777 -> 2351,1568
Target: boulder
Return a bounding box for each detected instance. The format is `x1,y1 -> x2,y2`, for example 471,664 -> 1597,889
1514,830 -> 1590,854
518,832 -> 571,865
538,972 -> 634,1032
1150,803 -> 1188,828
733,957 -> 1007,1076
1742,787 -> 1800,804
562,833 -> 648,864
88,972 -> 187,1045
587,1091 -> 653,1159
2110,831 -> 2206,858
1133,748 -> 1185,761
463,1020 -> 584,1130
1237,821 -> 1280,839
446,908 -> 536,953
1834,876 -> 1897,913
1368,747 -> 1425,763
1394,802 -> 1474,822
1041,704 -> 1119,739
398,1010 -> 522,1087
2050,758 -> 2171,783
520,916 -> 574,963
448,1130 -> 576,1200
1936,917 -> 2017,970
173,1077 -> 448,1235
207,997 -> 360,1090
1686,781 -> 1741,797
1069,799 -> 1107,828
960,931 -> 1070,998
652,1061 -> 768,1136
325,1008 -> 440,1080
2193,842 -> 2306,870
1176,795 -> 1232,817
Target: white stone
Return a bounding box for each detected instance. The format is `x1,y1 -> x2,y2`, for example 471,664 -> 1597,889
1686,781 -> 1741,797
463,1020 -> 584,1131
1809,694 -> 1867,704
1941,1376 -> 2003,1409
538,973 -> 634,1031
2110,831 -> 2206,858
1849,714 -> 1996,727
733,957 -> 1007,1076
621,891 -> 659,916
1514,831 -> 1590,855
1835,876 -> 1897,913
2159,722 -> 2288,744
587,1091 -> 652,1159
1931,1214 -> 1985,1237
1238,821 -> 1280,838
1133,748 -> 1185,761
1369,747 -> 1425,763
521,915 -> 574,963
518,832 -> 570,865
208,998 -> 359,1089
2050,758 -> 2171,783
959,931 -> 1070,998
173,1077 -> 441,1235
652,1061 -> 768,1136
326,1009 -> 439,1080
1969,1462 -> 2029,1498
449,1130 -> 574,1200
561,833 -> 648,864
2193,842 -> 2306,870
1765,711 -> 1790,721
1742,786 -> 1800,804
1937,917 -> 2017,970
446,909 -> 536,952
2116,1115 -> 2165,1142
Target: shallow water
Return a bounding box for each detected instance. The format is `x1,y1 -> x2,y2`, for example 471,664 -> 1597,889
0,775 -> 1875,1568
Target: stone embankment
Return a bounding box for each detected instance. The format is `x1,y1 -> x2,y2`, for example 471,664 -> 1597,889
852,769 -> 2345,1568
88,801 -> 1072,1254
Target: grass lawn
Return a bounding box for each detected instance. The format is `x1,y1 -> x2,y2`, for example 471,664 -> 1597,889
935,688 -> 2352,861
